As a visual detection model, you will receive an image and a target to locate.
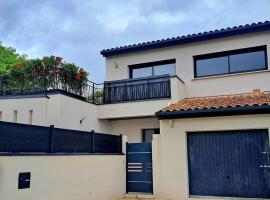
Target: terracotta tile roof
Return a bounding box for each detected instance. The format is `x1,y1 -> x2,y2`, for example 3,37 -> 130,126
161,89 -> 270,113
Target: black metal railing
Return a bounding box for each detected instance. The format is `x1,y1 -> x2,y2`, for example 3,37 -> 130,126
0,74 -> 171,104
103,75 -> 171,103
0,71 -> 104,104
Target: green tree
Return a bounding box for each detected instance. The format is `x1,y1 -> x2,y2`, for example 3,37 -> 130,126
0,43 -> 89,96
0,41 -> 27,75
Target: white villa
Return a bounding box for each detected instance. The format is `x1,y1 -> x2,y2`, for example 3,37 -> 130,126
0,21 -> 270,200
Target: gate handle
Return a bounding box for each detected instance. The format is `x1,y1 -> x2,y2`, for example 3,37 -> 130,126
260,165 -> 270,168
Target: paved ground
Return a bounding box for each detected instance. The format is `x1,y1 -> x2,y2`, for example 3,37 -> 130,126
120,198 -> 167,200
120,193 -> 169,200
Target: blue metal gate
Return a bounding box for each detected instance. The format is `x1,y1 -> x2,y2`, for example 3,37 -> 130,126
126,143 -> 153,193
187,129 -> 270,198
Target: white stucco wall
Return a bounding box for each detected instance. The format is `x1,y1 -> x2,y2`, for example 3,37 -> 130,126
0,155 -> 125,200
154,114 -> 270,200
0,96 -> 49,126
56,94 -> 109,132
98,99 -> 170,119
109,118 -> 159,142
0,94 -> 110,133
0,94 -> 163,142
105,31 -> 270,98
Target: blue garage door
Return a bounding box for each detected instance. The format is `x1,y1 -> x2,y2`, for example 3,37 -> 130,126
187,129 -> 270,198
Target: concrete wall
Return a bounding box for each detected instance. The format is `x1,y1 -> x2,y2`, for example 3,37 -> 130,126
105,31 -> 270,98
56,95 -> 109,132
154,114 -> 270,200
0,94 -> 162,143
109,118 -> 159,142
98,99 -> 170,119
0,96 -> 49,126
0,94 -> 110,133
0,155 -> 125,200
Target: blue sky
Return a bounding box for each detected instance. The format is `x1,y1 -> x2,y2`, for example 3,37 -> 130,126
0,0 -> 270,82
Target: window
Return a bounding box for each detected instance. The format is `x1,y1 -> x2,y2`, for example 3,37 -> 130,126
130,59 -> 176,79
194,46 -> 267,78
13,110 -> 18,123
142,129 -> 160,143
132,66 -> 152,78
29,110 -> 33,124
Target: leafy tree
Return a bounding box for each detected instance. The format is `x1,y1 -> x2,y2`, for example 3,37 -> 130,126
5,56 -> 88,94
0,41 -> 27,75
0,43 -> 89,96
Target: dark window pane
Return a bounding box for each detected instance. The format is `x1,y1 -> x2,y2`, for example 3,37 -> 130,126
142,129 -> 160,143
143,130 -> 153,143
230,51 -> 266,73
132,67 -> 152,78
153,63 -> 176,76
196,56 -> 229,77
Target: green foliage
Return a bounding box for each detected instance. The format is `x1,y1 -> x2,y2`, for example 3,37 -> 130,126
0,43 -> 89,93
0,42 -> 27,76
88,89 -> 104,104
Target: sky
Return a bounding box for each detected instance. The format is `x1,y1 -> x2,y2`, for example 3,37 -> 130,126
0,0 -> 270,83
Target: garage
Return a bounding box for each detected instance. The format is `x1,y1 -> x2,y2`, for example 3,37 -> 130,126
187,129 -> 270,198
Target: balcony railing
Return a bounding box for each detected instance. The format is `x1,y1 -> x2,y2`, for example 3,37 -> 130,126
103,75 -> 171,103
0,74 -> 171,104
0,71 -> 104,105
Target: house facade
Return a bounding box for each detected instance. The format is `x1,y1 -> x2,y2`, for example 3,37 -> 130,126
0,21 -> 270,199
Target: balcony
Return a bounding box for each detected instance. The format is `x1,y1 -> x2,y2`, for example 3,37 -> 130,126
0,72 -> 184,119
103,75 -> 171,104
98,75 -> 184,119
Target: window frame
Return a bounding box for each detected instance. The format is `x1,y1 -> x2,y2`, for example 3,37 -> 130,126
193,46 -> 268,78
141,128 -> 160,143
129,59 -> 176,79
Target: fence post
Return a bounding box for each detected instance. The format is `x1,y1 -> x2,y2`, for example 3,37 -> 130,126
49,125 -> 54,153
121,135 -> 128,155
119,134 -> 123,154
92,83 -> 95,103
147,79 -> 150,99
0,76 -> 3,96
91,130 -> 95,153
124,82 -> 128,101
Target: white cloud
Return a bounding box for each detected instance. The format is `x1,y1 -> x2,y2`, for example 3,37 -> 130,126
150,11 -> 187,24
0,0 -> 270,82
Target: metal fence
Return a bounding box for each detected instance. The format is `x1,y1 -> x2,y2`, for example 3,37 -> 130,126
0,73 -> 171,104
0,71 -> 104,105
0,121 -> 122,154
103,75 -> 171,103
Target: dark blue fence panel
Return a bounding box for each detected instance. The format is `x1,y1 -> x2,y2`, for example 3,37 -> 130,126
93,133 -> 122,153
126,143 -> 153,193
127,143 -> 152,152
187,129 -> 270,198
52,128 -> 92,153
0,121 -> 122,154
0,122 -> 50,152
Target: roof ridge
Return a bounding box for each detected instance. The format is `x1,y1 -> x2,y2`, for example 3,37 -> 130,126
177,90 -> 270,102
101,21 -> 270,57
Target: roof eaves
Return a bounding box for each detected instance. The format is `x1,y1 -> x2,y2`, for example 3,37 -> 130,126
155,105 -> 270,120
100,21 -> 270,57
